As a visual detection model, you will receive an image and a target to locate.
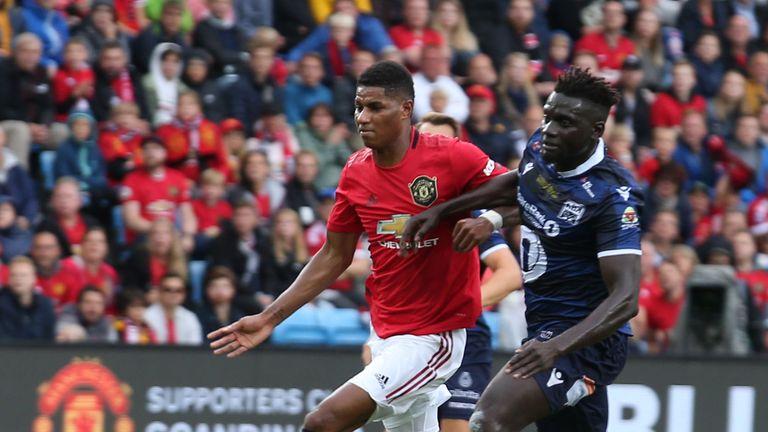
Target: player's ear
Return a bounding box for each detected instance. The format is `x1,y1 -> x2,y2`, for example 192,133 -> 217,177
401,99 -> 414,120
592,120 -> 606,141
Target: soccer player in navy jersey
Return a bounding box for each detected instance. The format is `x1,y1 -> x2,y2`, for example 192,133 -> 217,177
401,68 -> 642,432
416,113 -> 522,432
209,61 -> 508,432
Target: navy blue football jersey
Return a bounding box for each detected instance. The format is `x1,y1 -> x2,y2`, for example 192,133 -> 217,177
517,129 -> 642,335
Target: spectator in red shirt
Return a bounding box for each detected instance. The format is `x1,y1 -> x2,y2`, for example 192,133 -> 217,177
113,288 -> 156,344
637,260 -> 686,353
31,230 -> 86,310
733,229 -> 768,313
389,0 -> 444,71
99,102 -> 148,183
36,177 -> 99,257
637,126 -> 679,184
52,37 -> 94,122
65,227 -> 119,312
191,169 -> 232,258
220,118 -> 246,179
574,0 -> 636,82
120,136 -> 197,249
155,91 -> 230,183
650,60 -> 707,127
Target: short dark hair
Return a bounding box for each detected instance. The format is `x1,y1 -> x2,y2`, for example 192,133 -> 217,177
77,285 -> 105,304
417,112 -> 460,138
357,61 -> 415,101
116,288 -> 147,313
554,67 -> 619,111
204,266 -> 238,290
100,40 -> 124,55
160,271 -> 186,286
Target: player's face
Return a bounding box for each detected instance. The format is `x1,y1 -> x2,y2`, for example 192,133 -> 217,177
355,86 -> 413,150
541,92 -> 603,170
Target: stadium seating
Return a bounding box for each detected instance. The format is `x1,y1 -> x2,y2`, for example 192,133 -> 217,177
270,306 -> 329,345
318,308 -> 370,346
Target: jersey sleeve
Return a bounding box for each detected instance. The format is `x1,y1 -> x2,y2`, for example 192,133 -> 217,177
451,140 -> 508,192
327,167 -> 364,233
594,188 -> 642,258
471,210 -> 510,260
119,175 -> 139,203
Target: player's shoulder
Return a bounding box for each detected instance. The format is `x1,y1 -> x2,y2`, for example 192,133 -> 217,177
344,147 -> 374,170
418,131 -> 464,150
589,157 -> 643,204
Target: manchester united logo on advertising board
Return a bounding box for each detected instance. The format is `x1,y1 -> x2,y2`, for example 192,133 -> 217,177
409,176 -> 438,207
34,359 -> 133,432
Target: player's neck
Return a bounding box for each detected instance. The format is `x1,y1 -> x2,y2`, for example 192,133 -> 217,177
372,127 -> 412,168
554,139 -> 601,173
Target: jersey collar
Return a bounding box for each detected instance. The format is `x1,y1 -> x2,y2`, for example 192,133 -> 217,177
556,138 -> 605,178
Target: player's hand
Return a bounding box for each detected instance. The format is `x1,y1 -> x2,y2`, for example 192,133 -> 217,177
453,217 -> 494,252
504,339 -> 561,379
208,314 -> 275,358
398,207 -> 442,256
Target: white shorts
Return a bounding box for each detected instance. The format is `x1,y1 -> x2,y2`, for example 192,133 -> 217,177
349,328 -> 466,431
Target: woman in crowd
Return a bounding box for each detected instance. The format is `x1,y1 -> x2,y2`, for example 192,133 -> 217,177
496,52 -> 540,125
294,103 -> 351,190
430,0 -> 478,75
708,70 -> 748,138
263,208 -> 309,298
228,150 -> 285,221
195,266 -> 246,338
631,7 -> 673,90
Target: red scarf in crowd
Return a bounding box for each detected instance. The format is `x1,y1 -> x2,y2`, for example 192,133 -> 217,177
111,69 -> 135,102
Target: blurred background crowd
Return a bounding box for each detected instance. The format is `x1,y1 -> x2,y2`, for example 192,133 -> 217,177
0,0 -> 765,356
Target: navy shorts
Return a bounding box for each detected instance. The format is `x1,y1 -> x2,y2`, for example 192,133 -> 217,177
438,330 -> 492,421
528,328 -> 629,432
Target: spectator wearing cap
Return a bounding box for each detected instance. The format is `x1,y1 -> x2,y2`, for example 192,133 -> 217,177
31,230 -> 86,310
286,0 -> 393,65
573,0 -> 636,83
389,0 -> 444,71
413,44 -> 469,123
223,40 -> 283,132
71,0 -> 132,63
0,256 -> 55,341
0,33 -> 54,157
247,104 -> 300,183
192,0 -> 249,77
283,52 -> 333,126
284,150 -> 321,228
676,0 -> 730,51
22,0 -> 69,69
332,49 -> 375,132
650,60 -> 707,128
131,0 -> 187,75
92,41 -> 150,122
181,49 -> 222,122
0,195 -> 32,262
743,51 -> 768,115
462,84 -> 517,167
614,55 -> 653,148
120,136 -> 196,246
52,38 -> 94,123
0,126 -> 38,227
220,118 -> 246,177
36,178 -> 99,257
499,0 -> 549,67
98,102 -> 148,183
295,103 -> 352,190
690,31 -> 725,99
673,110 -> 720,189
143,42 -> 186,127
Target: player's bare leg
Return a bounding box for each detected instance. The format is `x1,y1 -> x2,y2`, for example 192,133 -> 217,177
468,371 -> 550,432
441,418 -> 471,432
303,382 -> 378,432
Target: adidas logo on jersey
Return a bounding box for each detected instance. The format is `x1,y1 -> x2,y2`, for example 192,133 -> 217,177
375,373 -> 390,389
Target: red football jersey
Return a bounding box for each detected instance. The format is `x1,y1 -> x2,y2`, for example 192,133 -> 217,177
38,259 -> 87,309
192,199 -> 233,231
120,168 -> 191,241
327,130 -> 506,338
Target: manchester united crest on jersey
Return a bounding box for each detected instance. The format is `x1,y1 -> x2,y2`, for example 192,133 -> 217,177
409,176 -> 438,207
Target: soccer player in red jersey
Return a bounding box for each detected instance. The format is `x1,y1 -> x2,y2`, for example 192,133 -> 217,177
209,61 -> 506,432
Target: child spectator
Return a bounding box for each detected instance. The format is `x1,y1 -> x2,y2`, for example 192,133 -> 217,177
536,31 -> 571,97
113,288 -> 156,344
195,266 -> 245,338
99,102 -> 148,183
64,227 -> 119,311
605,124 -> 636,176
155,91 -> 230,182
31,230 -> 85,309
143,42 -> 186,126
294,103 -> 351,189
56,286 -> 117,343
0,256 -> 55,341
144,272 -> 203,345
191,169 -> 232,258
52,37 -> 94,122
219,118 -> 247,179
322,12 -> 357,81
429,89 -> 448,113
0,195 -> 32,262
36,178 -> 99,257
53,111 -> 110,219
248,104 -> 300,183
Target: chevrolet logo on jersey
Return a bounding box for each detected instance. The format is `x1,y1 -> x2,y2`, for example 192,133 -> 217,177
377,214 -> 412,238
409,176 -> 438,206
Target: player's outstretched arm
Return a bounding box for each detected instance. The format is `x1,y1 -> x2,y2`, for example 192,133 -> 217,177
208,230 -> 360,357
505,254 -> 640,378
399,171 -> 519,254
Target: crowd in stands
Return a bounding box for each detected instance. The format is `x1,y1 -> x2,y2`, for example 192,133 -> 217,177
0,0 -> 767,355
